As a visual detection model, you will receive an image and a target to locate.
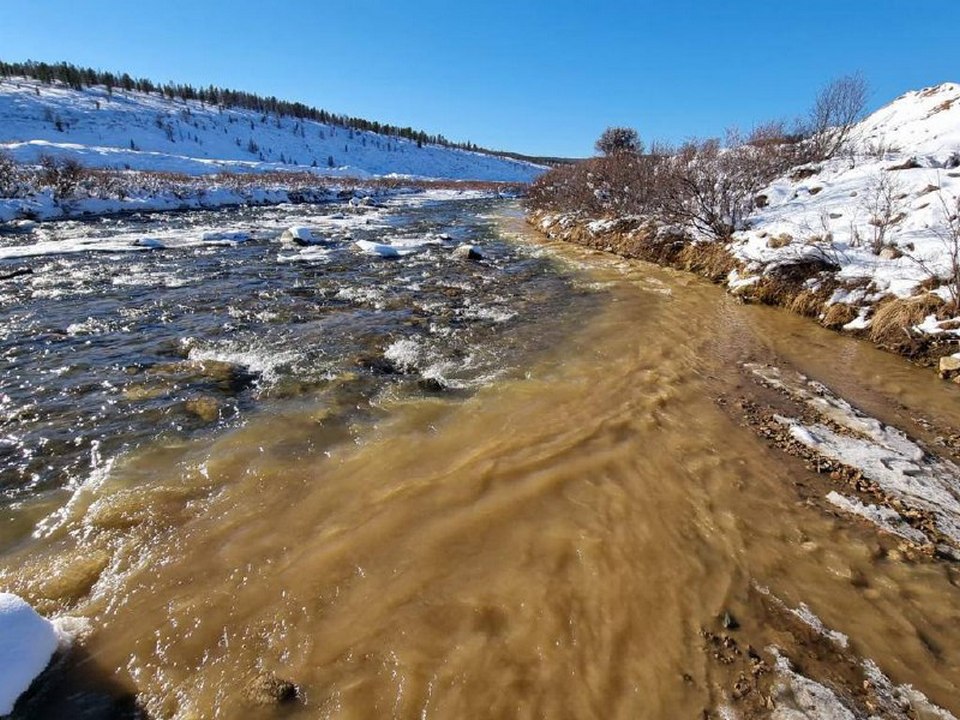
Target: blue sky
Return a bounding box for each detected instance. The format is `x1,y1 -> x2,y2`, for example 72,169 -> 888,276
1,1 -> 957,157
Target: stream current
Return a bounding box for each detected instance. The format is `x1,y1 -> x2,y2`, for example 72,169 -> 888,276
1,194 -> 959,719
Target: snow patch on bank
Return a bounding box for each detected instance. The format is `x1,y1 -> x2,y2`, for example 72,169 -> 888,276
747,363 -> 960,552
730,82 -> 960,339
0,593 -> 59,715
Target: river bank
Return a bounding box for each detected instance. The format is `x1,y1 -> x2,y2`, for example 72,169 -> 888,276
529,208 -> 960,380
0,161 -> 524,224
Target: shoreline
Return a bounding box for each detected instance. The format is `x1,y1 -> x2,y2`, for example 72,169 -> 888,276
0,171 -> 523,226
528,209 -> 959,377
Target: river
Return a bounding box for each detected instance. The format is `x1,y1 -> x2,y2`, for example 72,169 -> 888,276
1,194 -> 959,719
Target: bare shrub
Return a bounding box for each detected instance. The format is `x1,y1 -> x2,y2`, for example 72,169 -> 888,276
899,190 -> 960,311
806,73 -> 869,161
0,150 -> 20,197
934,192 -> 960,310
863,172 -> 905,254
38,154 -> 87,200
527,153 -> 658,216
657,134 -> 789,240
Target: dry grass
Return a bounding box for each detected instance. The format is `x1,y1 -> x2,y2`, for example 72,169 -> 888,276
677,242 -> 738,282
822,303 -> 859,329
767,233 -> 793,249
869,294 -> 944,353
789,289 -> 829,318
750,277 -> 794,306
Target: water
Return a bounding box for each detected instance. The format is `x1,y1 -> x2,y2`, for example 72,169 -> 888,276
2,197 -> 960,719
0,195 -> 592,543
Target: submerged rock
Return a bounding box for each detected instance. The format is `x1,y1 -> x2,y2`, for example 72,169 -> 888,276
0,267 -> 32,281
244,672 -> 299,706
148,359 -> 259,393
184,395 -> 221,422
721,611 -> 740,630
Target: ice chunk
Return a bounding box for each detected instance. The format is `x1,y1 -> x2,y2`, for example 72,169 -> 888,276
354,240 -> 400,258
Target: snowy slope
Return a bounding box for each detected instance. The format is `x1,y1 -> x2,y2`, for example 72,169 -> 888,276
0,77 -> 545,182
732,82 -> 960,306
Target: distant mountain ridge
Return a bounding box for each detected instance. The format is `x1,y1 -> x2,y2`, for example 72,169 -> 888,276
0,62 -> 545,182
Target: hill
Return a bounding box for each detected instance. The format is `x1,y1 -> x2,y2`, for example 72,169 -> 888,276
0,74 -> 544,182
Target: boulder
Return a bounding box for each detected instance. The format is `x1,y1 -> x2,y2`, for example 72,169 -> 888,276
939,354 -> 960,378
453,244 -> 484,261
244,672 -> 299,706
185,395 -> 221,422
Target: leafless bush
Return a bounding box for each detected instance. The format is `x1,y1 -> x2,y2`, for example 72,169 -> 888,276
935,193 -> 960,310
38,154 -> 87,200
656,131 -> 796,240
806,73 -> 869,161
863,172 -> 905,254
0,150 -> 20,197
900,189 -> 960,311
529,124 -> 803,241
527,153 -> 658,216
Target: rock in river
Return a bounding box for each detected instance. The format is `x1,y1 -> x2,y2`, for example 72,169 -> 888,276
280,226 -> 321,246
453,244 -> 484,261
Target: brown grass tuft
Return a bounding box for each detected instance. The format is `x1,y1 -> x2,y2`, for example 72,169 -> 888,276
767,233 -> 793,249
677,242 -> 738,282
822,303 -> 858,329
869,294 -> 944,354
789,289 -> 829,318
750,276 -> 794,306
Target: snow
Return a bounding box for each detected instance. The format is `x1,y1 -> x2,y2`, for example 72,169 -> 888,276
280,226 -> 321,246
757,588 -> 959,720
0,592 -> 59,715
353,239 -> 401,258
826,491 -> 928,544
748,363 -> 960,547
730,82 -> 960,332
770,650 -> 856,720
0,77 -> 545,182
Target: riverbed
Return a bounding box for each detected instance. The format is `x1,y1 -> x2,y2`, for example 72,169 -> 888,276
2,195 -> 959,719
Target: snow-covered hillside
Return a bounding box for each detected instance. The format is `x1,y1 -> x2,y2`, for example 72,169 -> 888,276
731,82 -> 960,331
0,77 -> 544,182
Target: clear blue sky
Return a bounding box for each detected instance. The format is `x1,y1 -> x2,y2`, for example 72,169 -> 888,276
1,1 -> 957,157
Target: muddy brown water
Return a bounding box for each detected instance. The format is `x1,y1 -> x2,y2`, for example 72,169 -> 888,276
4,207 -> 960,718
